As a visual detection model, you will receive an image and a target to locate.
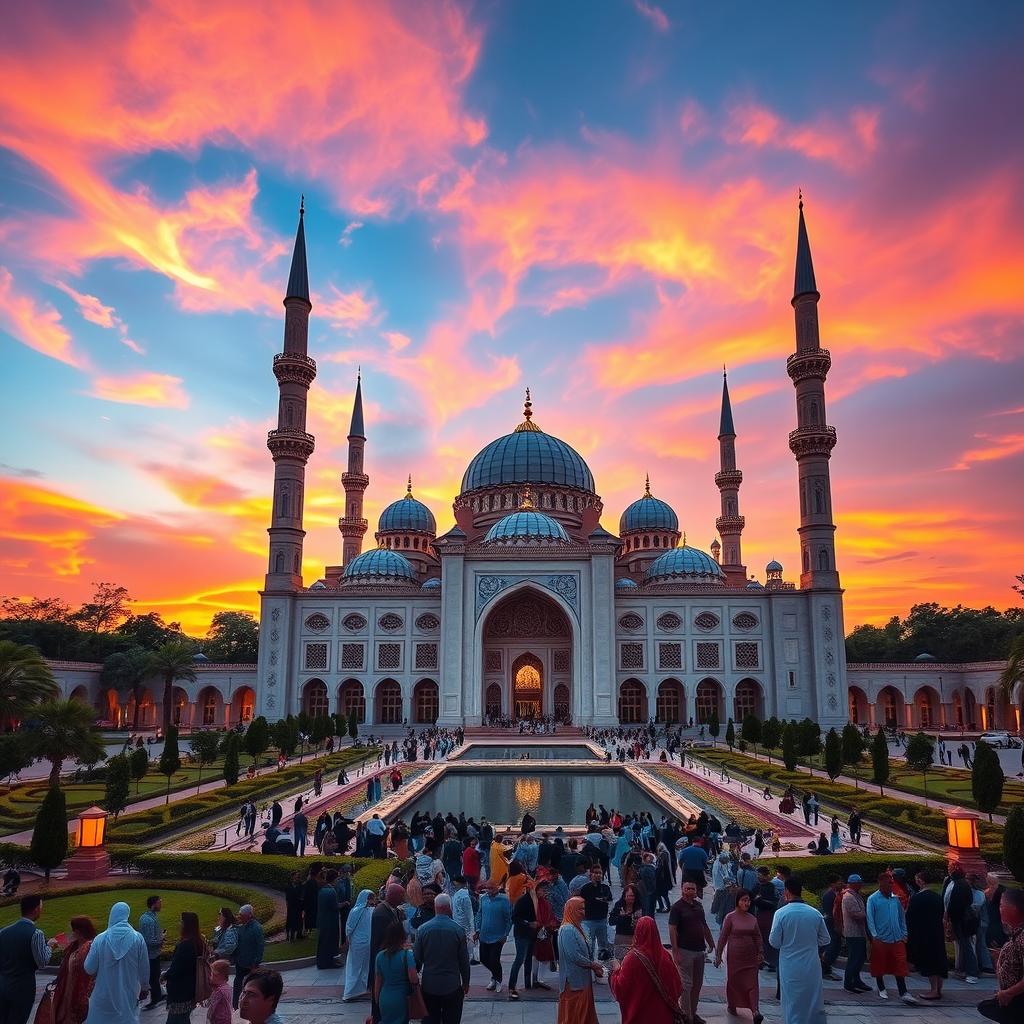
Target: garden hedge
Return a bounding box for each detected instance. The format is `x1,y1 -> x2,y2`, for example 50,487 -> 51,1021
106,746 -> 373,845
693,748 -> 1004,863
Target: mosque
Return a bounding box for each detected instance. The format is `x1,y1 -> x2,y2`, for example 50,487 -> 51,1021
46,204 -> 1016,736
253,198 -> 849,731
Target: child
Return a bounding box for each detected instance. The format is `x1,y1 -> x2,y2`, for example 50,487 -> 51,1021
207,959 -> 232,1024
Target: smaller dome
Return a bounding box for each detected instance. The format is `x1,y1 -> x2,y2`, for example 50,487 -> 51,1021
644,546 -> 725,584
766,559 -> 784,573
619,476 -> 678,533
746,580 -> 764,590
379,478 -> 436,534
192,652 -> 209,663
615,577 -> 639,590
484,509 -> 570,545
913,652 -> 937,663
422,577 -> 441,590
343,548 -> 417,582
309,580 -> 327,590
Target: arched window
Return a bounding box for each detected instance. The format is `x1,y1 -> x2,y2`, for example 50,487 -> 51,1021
654,536 -> 660,547
376,681 -> 403,724
485,684 -> 502,717
553,684 -> 570,720
618,681 -> 646,724
818,548 -> 829,571
695,680 -> 721,724
802,548 -> 810,572
414,680 -> 438,724
733,679 -> 761,720
656,680 -> 683,724
275,552 -> 284,573
339,680 -> 365,722
304,680 -> 329,717
202,690 -> 218,727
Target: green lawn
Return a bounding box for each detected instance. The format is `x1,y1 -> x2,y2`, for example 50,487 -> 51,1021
0,888 -> 228,945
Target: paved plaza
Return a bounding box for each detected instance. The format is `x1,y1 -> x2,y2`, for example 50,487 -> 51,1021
269,878 -> 993,1024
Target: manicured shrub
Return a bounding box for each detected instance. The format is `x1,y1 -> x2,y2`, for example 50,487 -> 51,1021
870,727 -> 889,793
104,754 -> 131,817
30,785 -> 68,881
824,728 -> 842,781
972,740 -> 1005,822
222,733 -> 240,787
136,851 -> 372,890
1005,806 -> 1024,883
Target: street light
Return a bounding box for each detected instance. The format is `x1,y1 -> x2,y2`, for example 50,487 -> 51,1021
66,806 -> 111,880
945,806 -> 985,876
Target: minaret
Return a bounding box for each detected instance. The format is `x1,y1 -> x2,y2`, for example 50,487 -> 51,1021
787,195 -> 840,588
339,371 -> 369,566
715,368 -> 746,584
264,199 -> 316,590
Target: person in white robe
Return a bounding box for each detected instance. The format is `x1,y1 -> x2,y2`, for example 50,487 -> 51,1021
768,879 -> 830,1024
342,889 -> 376,1001
83,902 -> 150,1024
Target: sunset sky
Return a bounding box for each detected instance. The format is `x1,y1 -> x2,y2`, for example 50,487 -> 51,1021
2,1 -> 1022,635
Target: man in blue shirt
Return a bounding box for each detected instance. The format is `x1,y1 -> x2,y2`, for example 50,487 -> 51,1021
678,842 -> 709,897
414,895 -> 470,1024
474,881 -> 512,993
866,874 -> 918,1005
138,895 -> 165,1008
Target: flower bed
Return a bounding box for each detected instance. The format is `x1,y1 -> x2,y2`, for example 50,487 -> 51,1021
651,767 -> 791,833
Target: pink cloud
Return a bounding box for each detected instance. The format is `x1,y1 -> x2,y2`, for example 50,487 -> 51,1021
0,267 -> 87,368
89,371 -> 189,409
633,1 -> 670,33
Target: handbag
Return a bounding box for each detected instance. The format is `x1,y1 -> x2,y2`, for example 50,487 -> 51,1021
195,955 -> 213,1004
629,949 -> 686,1024
407,981 -> 428,1021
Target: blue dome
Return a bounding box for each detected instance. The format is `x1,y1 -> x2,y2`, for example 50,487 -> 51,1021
462,428 -> 594,493
766,559 -> 783,573
620,493 -> 678,533
343,548 -> 417,582
422,577 -> 441,589
483,510 -> 571,544
746,580 -> 764,590
615,577 -> 639,590
644,546 -> 725,584
379,493 -> 436,534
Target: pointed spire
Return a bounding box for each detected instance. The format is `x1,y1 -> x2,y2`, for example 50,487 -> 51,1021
514,386 -> 542,432
793,190 -> 819,301
348,370 -> 365,438
405,474 -> 414,498
285,196 -> 310,304
719,367 -> 736,437
644,473 -> 652,498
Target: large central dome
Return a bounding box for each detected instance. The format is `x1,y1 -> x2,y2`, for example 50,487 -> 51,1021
461,391 -> 595,494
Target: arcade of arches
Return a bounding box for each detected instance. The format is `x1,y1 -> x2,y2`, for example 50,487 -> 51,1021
302,677 -> 439,725
91,686 -> 255,729
848,684 -> 1019,731
616,677 -> 763,726
481,589 -> 572,721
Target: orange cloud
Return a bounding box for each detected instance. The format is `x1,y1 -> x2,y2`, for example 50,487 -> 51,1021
56,280 -> 144,353
950,433 -> 1024,471
0,267 -> 87,368
89,372 -> 189,409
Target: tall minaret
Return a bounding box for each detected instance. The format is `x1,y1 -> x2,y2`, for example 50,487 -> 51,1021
715,368 -> 746,585
787,195 -> 840,589
339,371 -> 369,566
264,199 -> 316,590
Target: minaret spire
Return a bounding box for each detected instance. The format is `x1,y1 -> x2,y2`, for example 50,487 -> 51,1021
265,200 -> 317,589
714,366 -> 746,583
339,372 -> 369,566
786,196 -> 839,588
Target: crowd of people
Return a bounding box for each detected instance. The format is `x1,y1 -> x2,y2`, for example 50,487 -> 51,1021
0,894 -> 286,1024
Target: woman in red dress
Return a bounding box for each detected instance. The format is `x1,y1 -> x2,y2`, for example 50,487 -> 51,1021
52,916 -> 96,1024
714,890 -> 764,1024
608,915 -> 682,1024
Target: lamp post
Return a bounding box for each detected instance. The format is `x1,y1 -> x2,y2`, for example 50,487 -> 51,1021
66,806 -> 111,880
945,806 -> 985,877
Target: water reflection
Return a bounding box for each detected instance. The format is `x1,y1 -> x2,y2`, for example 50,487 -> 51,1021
459,744 -> 599,761
401,768 -> 669,826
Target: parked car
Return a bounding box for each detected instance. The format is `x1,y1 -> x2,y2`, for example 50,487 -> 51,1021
979,731 -> 1020,749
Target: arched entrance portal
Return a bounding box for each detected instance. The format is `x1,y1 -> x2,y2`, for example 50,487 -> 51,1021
482,588 -> 572,723
512,654 -> 543,719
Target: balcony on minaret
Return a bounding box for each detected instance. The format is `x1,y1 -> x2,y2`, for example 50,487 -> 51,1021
786,349 -> 831,384
714,469 -> 743,489
788,425 -> 837,458
339,515 -> 369,533
272,352 -> 317,387
341,471 -> 370,489
267,427 -> 315,460
715,514 -> 746,534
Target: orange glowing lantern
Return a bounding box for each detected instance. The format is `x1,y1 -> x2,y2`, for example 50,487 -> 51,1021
945,806 -> 984,875
66,805 -> 110,879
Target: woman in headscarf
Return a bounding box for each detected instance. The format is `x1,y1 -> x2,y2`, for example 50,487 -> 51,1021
490,834 -> 511,887
611,830 -> 631,886
713,890 -> 763,1023
654,842 -> 672,913
556,897 -> 601,1024
609,916 -> 682,1024
711,852 -> 736,926
163,911 -> 208,1024
316,871 -> 341,969
53,916 -> 96,1024
83,903 -> 150,1024
343,890 -> 376,1001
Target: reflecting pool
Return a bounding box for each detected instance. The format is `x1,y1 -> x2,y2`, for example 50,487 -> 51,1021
398,768 -> 670,826
456,744 -> 600,761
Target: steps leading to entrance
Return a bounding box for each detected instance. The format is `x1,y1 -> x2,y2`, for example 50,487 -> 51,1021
464,726 -> 585,738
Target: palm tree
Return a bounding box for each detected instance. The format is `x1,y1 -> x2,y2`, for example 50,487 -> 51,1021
148,640 -> 197,734
0,640 -> 59,724
101,647 -> 153,729
26,699 -> 106,786
1000,634 -> 1024,705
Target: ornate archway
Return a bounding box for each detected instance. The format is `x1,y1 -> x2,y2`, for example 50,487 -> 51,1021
511,653 -> 543,719
481,588 -> 572,722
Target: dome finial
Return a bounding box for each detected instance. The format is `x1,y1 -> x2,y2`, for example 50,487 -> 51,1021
644,473 -> 651,498
682,531 -> 687,547
519,486 -> 535,509
300,193 -> 305,217
514,386 -> 542,432
406,474 -> 413,498
798,187 -> 803,211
